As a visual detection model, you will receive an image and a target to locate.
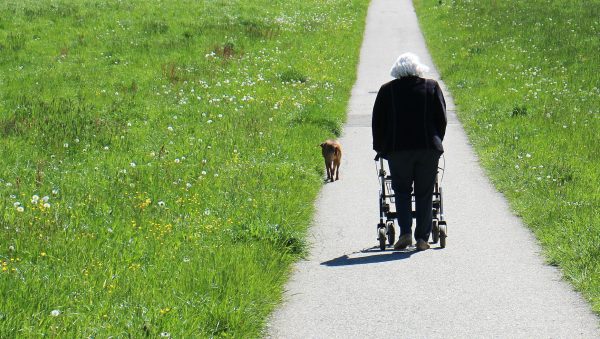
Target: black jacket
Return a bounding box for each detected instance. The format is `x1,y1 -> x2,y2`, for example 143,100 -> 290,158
372,76 -> 447,156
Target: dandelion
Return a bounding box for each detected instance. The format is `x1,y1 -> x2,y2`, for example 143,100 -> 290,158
207,119 -> 213,124
31,195 -> 40,204
52,188 -> 59,195
42,196 -> 50,203
167,126 -> 174,132
186,183 -> 192,189
43,203 -> 50,209
201,171 -> 207,176
63,143 -> 69,148
160,332 -> 171,337
204,209 -> 211,216
174,158 -> 180,164
13,202 -> 21,208
104,146 -> 110,151
16,206 -> 24,213
130,162 -> 136,168
50,310 -> 60,317
158,201 -> 166,207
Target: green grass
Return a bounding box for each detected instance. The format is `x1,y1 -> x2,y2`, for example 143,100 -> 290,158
0,0 -> 369,336
415,0 -> 600,313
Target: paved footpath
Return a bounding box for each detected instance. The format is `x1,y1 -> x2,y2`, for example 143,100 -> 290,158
266,0 -> 600,338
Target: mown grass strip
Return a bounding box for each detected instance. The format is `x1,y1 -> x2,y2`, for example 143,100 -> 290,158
414,0 -> 599,313
0,0 -> 369,336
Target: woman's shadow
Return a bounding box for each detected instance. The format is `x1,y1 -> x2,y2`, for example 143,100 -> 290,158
320,246 -> 423,266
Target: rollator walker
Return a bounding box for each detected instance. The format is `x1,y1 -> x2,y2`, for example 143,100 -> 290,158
375,155 -> 448,250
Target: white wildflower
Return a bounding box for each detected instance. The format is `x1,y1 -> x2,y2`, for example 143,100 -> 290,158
50,310 -> 61,317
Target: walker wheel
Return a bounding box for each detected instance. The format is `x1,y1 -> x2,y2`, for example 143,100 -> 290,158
439,225 -> 447,248
378,227 -> 387,251
386,222 -> 395,246
432,220 -> 439,244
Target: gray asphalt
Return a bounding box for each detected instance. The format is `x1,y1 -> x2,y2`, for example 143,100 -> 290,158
266,0 -> 600,338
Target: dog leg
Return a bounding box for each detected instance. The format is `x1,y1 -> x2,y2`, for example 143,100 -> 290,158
324,160 -> 331,181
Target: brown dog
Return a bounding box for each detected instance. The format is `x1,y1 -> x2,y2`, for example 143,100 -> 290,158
320,140 -> 342,181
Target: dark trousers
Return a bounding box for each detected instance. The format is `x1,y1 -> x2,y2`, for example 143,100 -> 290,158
387,150 -> 441,242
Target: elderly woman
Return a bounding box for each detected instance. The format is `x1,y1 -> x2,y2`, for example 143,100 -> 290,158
372,53 -> 447,251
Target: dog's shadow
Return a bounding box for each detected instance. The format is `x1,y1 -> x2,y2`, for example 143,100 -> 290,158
320,247 -> 421,266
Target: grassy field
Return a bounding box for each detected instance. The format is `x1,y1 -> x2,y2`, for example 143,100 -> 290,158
414,0 -> 600,313
0,0 -> 369,336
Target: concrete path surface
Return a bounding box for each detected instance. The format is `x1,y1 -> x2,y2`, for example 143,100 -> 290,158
266,0 -> 600,338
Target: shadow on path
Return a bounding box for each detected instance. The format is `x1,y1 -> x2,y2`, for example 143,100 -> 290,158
321,247 -> 426,266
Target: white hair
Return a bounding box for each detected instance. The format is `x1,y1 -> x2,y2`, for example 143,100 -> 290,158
390,52 -> 430,78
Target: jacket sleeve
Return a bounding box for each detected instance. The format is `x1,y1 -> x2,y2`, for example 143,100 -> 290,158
371,85 -> 388,153
432,81 -> 447,140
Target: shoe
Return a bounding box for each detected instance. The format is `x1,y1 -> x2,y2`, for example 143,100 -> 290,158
416,239 -> 430,251
394,234 -> 413,250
